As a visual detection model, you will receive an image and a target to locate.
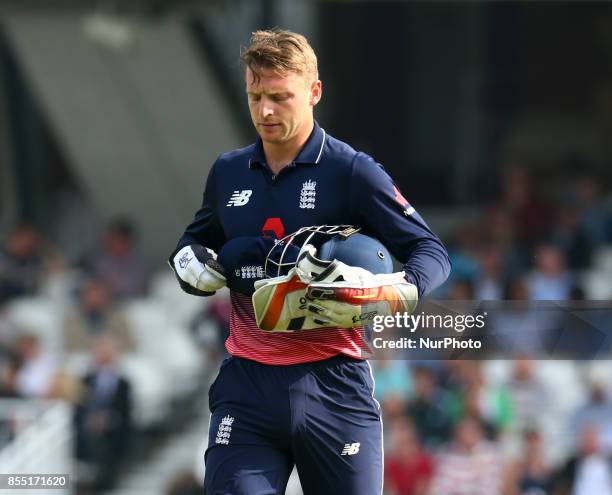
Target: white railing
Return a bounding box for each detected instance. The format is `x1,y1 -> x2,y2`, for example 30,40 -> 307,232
0,399 -> 73,494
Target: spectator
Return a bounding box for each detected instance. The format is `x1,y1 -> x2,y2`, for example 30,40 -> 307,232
88,218 -> 150,299
64,278 -> 134,353
491,277 -> 551,355
505,429 -> 551,495
482,206 -> 516,252
445,361 -> 512,438
166,470 -> 202,495
370,358 -> 412,430
499,163 -> 554,249
474,243 -> 505,300
406,366 -> 452,447
14,334 -> 59,398
551,424 -> 612,495
446,224 -> 481,285
0,225 -> 62,300
551,201 -> 592,269
479,205 -> 527,279
0,292 -> 19,346
447,279 -> 474,300
74,336 -> 132,491
384,418 -> 434,495
1,291 -> 21,397
527,244 -> 573,300
429,417 -> 503,495
570,381 -> 612,455
12,333 -> 78,401
371,358 -> 412,405
574,170 -> 610,246
0,352 -> 20,398
504,359 -> 549,433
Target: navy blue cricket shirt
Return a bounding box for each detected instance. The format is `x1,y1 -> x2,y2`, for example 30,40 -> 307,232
177,121 -> 450,297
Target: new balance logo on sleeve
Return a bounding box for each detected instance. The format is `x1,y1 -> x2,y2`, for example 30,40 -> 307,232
227,190 -> 253,207
340,442 -> 360,456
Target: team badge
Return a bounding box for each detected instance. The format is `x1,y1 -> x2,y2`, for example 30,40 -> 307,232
215,415 -> 235,445
235,265 -> 265,279
299,180 -> 317,209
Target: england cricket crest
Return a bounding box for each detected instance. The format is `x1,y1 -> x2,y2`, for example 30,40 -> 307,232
236,265 -> 265,279
299,180 -> 317,209
215,415 -> 234,445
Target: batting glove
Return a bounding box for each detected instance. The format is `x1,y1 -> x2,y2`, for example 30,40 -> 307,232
300,256 -> 418,328
169,245 -> 226,296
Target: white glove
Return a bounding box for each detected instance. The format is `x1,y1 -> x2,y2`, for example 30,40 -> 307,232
300,253 -> 418,328
171,245 -> 226,295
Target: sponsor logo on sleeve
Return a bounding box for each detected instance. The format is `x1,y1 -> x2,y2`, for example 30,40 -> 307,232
393,185 -> 415,216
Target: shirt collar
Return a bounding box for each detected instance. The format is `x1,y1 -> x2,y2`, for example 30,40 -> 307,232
249,120 -> 327,169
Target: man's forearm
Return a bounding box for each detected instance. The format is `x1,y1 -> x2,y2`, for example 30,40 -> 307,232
402,239 -> 451,297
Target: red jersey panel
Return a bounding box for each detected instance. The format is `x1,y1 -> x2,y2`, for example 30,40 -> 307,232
225,292 -> 370,365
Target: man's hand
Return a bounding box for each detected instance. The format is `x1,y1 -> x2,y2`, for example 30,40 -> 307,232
169,245 -> 226,296
302,259 -> 418,328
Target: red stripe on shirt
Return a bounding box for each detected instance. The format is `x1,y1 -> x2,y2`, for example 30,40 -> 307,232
225,292 -> 371,365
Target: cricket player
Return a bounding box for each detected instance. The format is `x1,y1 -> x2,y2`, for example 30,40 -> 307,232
169,29 -> 450,494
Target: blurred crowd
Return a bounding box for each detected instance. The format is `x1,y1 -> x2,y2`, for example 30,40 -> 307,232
0,217 -> 226,493
374,358 -> 612,495
440,160 -> 612,302
0,158 -> 611,494
376,158 -> 612,495
0,219 -> 153,491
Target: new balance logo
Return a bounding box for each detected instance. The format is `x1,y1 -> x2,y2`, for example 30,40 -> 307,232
227,190 -> 252,207
340,442 -> 360,456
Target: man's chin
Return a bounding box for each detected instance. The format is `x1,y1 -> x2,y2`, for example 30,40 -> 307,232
259,133 -> 288,145
261,138 -> 286,145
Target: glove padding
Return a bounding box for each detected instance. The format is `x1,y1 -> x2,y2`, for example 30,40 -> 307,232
252,245 -> 418,331
299,251 -> 419,328
169,245 -> 226,296
306,272 -> 418,328
252,266 -> 330,332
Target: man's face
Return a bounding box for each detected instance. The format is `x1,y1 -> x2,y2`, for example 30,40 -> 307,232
246,66 -> 321,145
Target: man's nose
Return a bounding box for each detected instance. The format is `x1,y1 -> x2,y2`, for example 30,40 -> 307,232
261,102 -> 274,118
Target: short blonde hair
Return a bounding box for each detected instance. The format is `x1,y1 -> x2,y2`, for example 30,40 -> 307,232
240,29 -> 318,83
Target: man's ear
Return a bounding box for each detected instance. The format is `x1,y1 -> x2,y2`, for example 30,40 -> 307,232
310,80 -> 322,106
